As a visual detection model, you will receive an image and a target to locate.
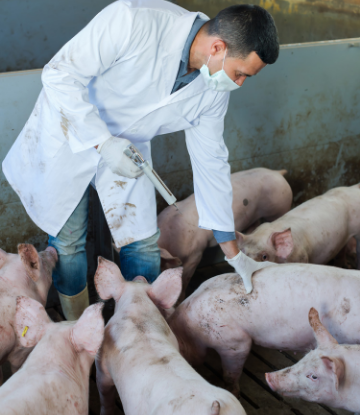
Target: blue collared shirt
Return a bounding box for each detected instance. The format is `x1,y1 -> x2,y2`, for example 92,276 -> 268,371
171,16 -> 207,94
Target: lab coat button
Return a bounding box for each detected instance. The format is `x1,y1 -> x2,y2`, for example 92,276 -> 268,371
130,128 -> 137,134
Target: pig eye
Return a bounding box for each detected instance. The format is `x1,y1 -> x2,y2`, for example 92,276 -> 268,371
262,253 -> 268,261
307,374 -> 318,381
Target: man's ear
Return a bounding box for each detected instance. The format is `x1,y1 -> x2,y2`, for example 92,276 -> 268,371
18,244 -> 41,282
148,268 -> 183,309
270,228 -> 294,259
70,303 -> 105,357
14,296 -> 51,348
159,248 -> 182,271
309,308 -> 338,347
94,257 -> 126,302
321,356 -> 345,391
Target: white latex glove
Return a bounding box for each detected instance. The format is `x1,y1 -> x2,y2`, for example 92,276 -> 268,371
225,251 -> 275,294
97,136 -> 143,179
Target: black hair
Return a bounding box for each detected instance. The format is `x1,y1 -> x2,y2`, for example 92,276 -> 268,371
205,5 -> 279,64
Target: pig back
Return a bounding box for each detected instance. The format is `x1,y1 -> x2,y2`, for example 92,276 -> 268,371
174,265 -> 360,352
231,168 -> 292,227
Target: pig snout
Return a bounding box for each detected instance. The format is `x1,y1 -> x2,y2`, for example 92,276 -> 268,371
266,369 -> 300,398
265,372 -> 278,392
45,246 -> 58,262
266,371 -> 292,394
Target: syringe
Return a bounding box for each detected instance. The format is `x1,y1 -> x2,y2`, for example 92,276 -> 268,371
124,144 -> 178,210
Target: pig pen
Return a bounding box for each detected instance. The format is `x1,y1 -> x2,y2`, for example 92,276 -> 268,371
0,8 -> 360,415
0,262 -> 354,415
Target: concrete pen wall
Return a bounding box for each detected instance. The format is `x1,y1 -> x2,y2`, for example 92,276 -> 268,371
1,38 -> 360,254
1,0 -> 359,73
0,0 -> 114,72
172,0 -> 360,44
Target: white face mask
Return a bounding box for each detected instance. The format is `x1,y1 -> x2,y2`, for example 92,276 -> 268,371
200,49 -> 240,92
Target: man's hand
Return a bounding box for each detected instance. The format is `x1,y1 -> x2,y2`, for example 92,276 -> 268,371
222,242 -> 274,294
97,137 -> 143,179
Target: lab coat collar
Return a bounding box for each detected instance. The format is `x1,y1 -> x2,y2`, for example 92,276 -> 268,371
160,11 -> 210,98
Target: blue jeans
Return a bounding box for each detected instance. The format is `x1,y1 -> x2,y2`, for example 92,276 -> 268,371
48,187 -> 161,296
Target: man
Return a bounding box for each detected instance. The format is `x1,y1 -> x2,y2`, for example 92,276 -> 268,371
3,0 -> 279,319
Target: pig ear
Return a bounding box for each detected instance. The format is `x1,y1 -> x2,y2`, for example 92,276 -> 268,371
235,231 -> 246,247
270,228 -> 293,259
94,257 -> 125,302
148,268 -> 183,309
309,308 -> 338,347
210,401 -> 220,415
70,303 -> 105,357
18,244 -> 41,282
14,296 -> 51,348
159,248 -> 182,270
321,356 -> 345,390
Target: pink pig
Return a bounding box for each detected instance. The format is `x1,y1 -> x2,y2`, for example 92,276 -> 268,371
158,168 -> 292,300
0,296 -> 104,415
0,244 -> 57,382
266,308 -> 360,413
94,258 -> 245,415
168,263 -> 360,397
236,184 -> 360,267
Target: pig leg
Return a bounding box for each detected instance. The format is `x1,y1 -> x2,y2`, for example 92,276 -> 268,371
96,363 -> 117,415
177,257 -> 202,304
333,245 -> 348,268
182,338 -> 208,368
216,334 -> 252,397
10,360 -> 22,374
355,236 -> 360,270
9,347 -> 30,374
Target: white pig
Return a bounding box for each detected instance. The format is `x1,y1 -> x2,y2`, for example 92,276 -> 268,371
236,184 -> 360,267
0,244 -> 57,382
266,307 -> 360,413
0,296 -> 104,415
158,168 -> 292,299
94,257 -> 245,415
168,264 -> 360,397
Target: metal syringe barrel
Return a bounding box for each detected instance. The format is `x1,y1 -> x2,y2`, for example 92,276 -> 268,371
139,160 -> 177,206
124,144 -> 177,207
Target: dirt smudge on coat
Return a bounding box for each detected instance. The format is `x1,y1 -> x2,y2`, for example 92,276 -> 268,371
105,207 -> 115,215
108,215 -> 125,231
115,238 -> 135,248
114,181 -> 127,190
60,109 -> 70,141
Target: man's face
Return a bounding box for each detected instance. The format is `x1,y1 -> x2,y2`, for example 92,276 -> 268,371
209,51 -> 267,87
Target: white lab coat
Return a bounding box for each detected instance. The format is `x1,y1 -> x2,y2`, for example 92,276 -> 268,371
3,0 -> 234,247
